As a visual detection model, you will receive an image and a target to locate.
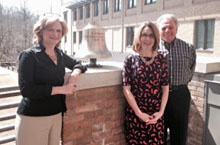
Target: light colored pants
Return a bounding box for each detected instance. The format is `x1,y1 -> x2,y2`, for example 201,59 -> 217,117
15,113 -> 62,145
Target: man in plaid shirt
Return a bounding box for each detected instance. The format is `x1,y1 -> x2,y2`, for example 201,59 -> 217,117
157,14 -> 196,145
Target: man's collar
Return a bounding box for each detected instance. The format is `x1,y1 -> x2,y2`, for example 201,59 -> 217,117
161,38 -> 176,48
158,38 -> 177,56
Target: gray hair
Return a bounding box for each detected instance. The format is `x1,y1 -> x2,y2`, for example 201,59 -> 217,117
157,14 -> 179,28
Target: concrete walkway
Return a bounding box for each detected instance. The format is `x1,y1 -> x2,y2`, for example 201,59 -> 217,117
0,67 -> 18,87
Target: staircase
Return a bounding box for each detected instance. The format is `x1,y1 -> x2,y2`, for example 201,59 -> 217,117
0,85 -> 21,145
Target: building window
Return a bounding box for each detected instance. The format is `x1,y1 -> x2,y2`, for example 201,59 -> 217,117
79,31 -> 82,44
93,1 -> 99,17
64,36 -> 67,43
79,7 -> 83,20
86,4 -> 90,18
103,0 -> 109,14
126,27 -> 134,47
63,11 -> 67,23
128,0 -> 136,9
73,9 -> 77,21
145,0 -> 156,5
195,19 -> 215,50
63,12 -> 68,42
114,0 -> 121,12
73,32 -> 76,44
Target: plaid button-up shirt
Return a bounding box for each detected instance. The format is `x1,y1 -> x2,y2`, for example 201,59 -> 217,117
158,38 -> 196,86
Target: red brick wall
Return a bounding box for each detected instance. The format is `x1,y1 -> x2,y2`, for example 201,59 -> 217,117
62,72 -> 207,145
188,73 -> 206,145
62,85 -> 127,145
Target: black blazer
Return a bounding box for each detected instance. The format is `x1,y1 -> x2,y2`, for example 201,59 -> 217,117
17,44 -> 87,116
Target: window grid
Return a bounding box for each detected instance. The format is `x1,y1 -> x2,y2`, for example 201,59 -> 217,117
128,0 -> 136,9
63,11 -> 67,42
73,9 -> 77,21
73,32 -> 76,44
103,0 -> 109,14
79,7 -> 83,20
94,1 -> 99,17
114,0 -> 121,12
86,4 -> 90,18
145,0 -> 156,5
126,27 -> 134,47
63,11 -> 67,23
195,19 -> 215,50
79,31 -> 83,44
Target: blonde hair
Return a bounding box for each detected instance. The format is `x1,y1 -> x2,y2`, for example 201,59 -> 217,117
132,22 -> 160,53
32,15 -> 68,48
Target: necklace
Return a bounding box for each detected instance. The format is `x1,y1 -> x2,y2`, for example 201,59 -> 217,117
139,52 -> 157,65
47,52 -> 58,64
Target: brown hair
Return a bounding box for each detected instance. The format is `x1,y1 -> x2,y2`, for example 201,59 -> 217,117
32,14 -> 68,48
132,21 -> 160,53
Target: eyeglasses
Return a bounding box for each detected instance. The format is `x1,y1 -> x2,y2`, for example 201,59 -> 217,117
141,33 -> 154,39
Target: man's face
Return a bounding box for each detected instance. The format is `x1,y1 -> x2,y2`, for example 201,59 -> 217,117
159,19 -> 177,44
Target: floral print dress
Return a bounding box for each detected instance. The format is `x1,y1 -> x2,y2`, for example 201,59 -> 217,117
122,54 -> 168,145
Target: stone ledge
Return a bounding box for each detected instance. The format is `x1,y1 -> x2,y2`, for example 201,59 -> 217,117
65,61 -> 124,91
68,56 -> 220,91
196,56 -> 220,73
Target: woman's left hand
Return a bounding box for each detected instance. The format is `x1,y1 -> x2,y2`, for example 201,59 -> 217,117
68,74 -> 79,86
147,111 -> 163,125
68,69 -> 81,87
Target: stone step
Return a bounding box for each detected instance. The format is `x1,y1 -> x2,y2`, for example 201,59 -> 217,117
0,125 -> 14,133
0,90 -> 21,99
0,85 -> 19,92
0,102 -> 20,110
0,135 -> 15,144
0,113 -> 16,121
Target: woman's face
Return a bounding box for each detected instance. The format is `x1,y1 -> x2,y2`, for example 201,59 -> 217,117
42,20 -> 63,47
140,26 -> 155,50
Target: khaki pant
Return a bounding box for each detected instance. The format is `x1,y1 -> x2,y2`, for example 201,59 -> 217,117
15,113 -> 62,145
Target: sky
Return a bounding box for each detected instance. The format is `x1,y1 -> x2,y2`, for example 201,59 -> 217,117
0,0 -> 62,15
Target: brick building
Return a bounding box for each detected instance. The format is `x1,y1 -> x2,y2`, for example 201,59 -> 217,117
60,0 -> 220,58
58,0 -> 220,145
1,1 -> 220,145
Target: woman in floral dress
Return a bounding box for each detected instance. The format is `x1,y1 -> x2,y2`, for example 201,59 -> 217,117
122,22 -> 169,145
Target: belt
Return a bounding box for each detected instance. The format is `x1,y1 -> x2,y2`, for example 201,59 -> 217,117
169,85 -> 186,92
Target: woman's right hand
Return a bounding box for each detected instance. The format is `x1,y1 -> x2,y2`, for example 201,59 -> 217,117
136,111 -> 153,124
52,83 -> 77,95
63,83 -> 77,95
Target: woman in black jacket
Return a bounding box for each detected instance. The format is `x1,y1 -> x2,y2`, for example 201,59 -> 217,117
15,15 -> 87,145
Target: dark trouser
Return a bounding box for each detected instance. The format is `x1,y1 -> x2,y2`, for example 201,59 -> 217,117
164,85 -> 191,145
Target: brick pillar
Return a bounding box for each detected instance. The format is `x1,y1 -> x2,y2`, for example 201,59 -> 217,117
62,85 -> 127,145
